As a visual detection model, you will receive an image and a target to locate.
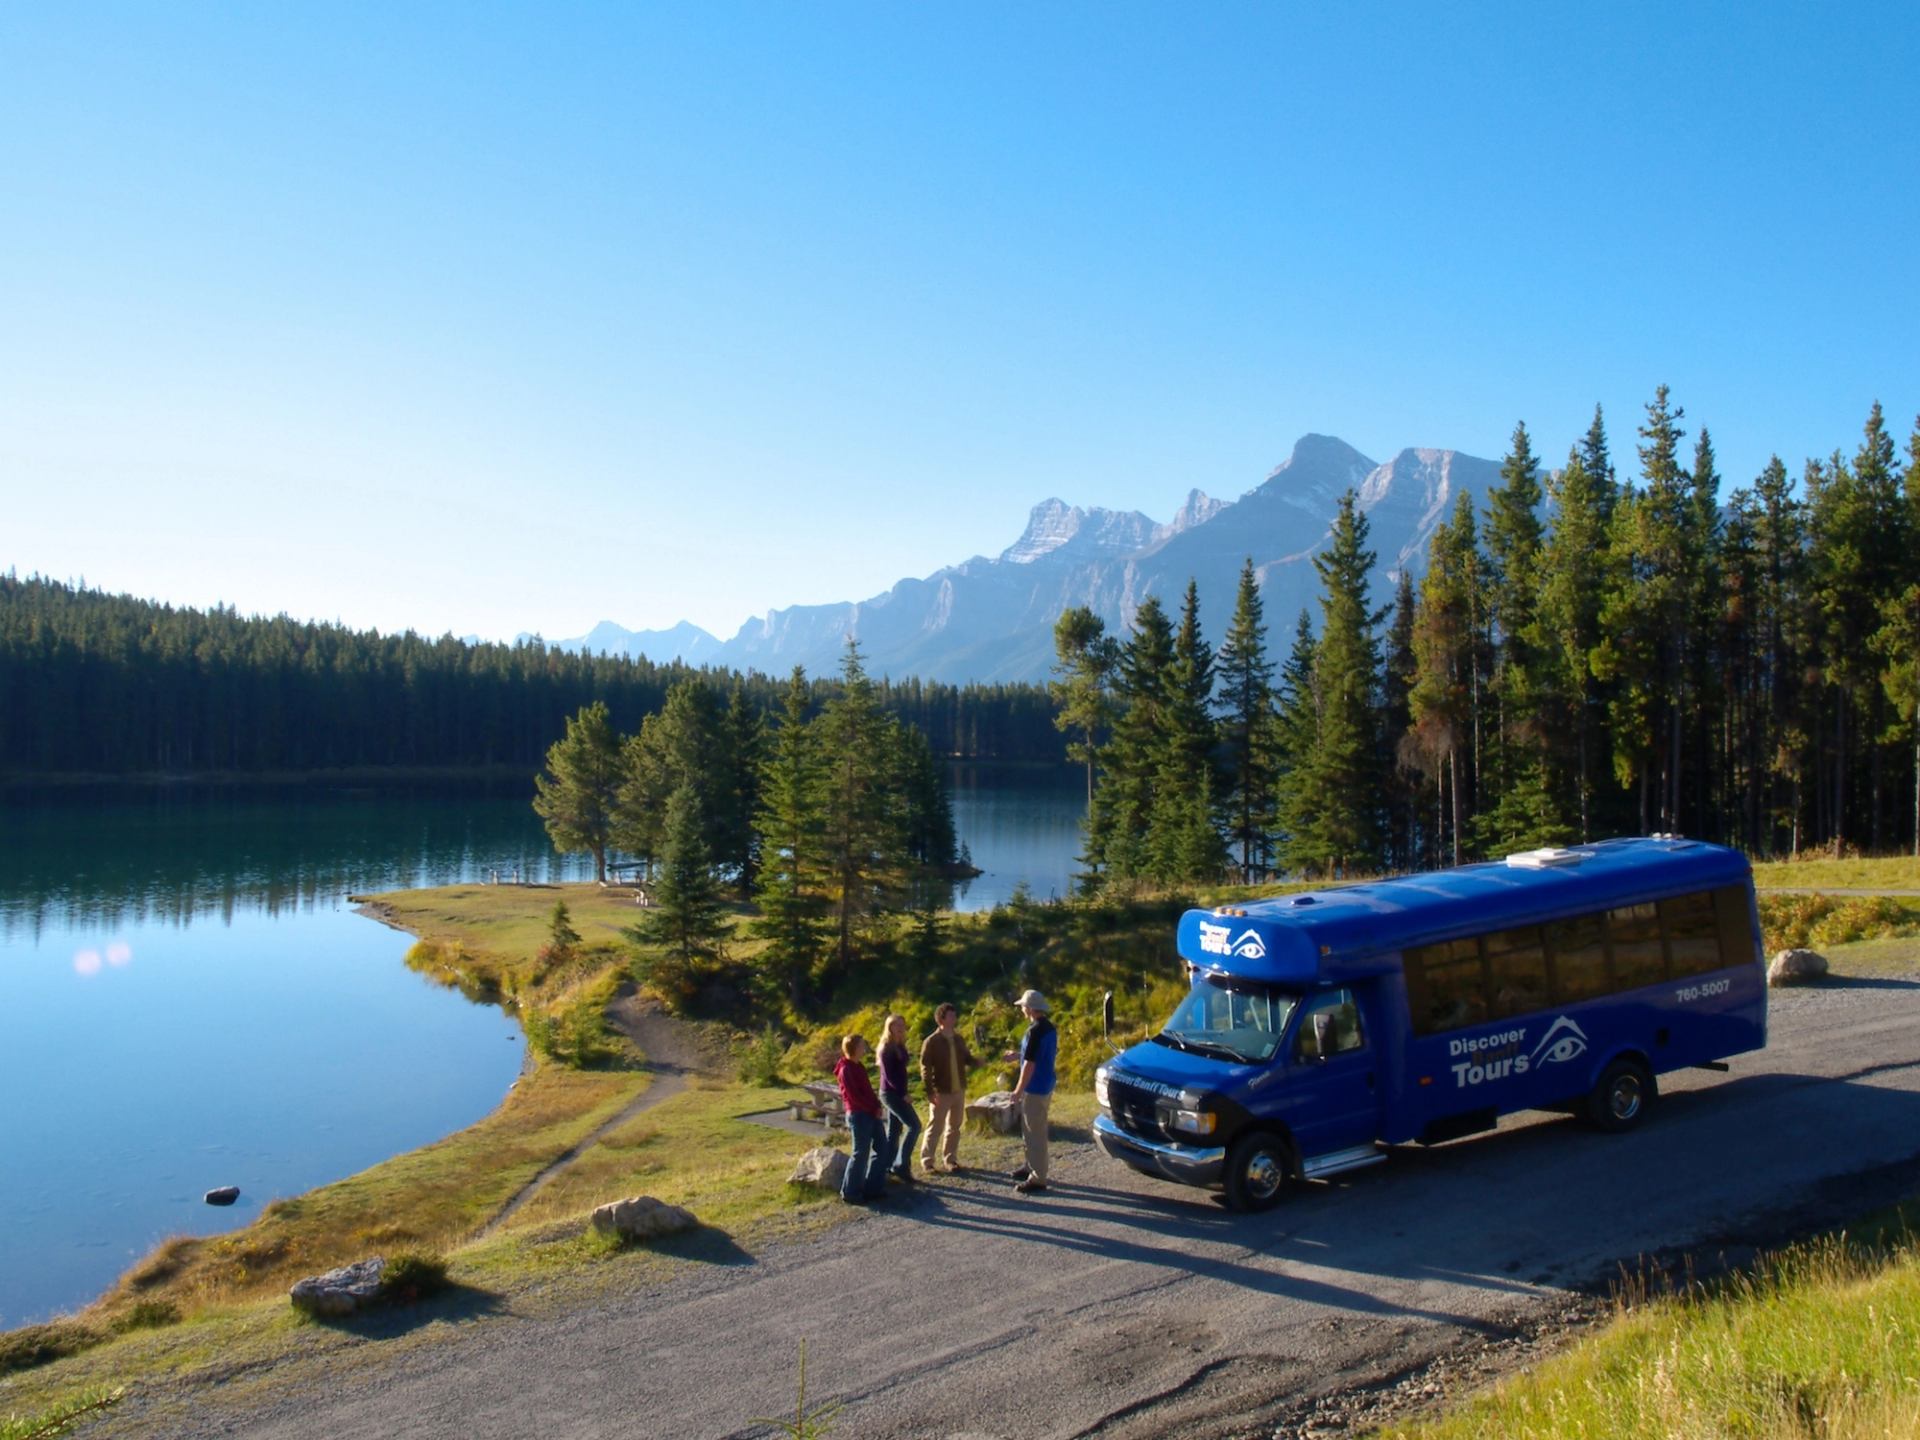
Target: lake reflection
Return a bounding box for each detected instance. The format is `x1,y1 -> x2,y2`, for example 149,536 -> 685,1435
0,770 -> 1084,1326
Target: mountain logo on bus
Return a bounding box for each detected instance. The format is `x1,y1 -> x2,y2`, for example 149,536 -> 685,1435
1528,1016 -> 1589,1067
1196,922 -> 1267,960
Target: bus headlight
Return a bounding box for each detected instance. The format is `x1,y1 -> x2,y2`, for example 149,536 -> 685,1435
1094,1066 -> 1111,1108
1170,1108 -> 1217,1137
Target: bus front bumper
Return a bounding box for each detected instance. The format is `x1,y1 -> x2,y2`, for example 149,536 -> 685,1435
1093,1112 -> 1226,1187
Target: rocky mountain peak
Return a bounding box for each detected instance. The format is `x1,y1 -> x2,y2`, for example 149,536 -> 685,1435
1000,499 -> 1161,565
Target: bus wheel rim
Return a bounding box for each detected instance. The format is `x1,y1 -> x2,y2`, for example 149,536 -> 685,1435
1611,1075 -> 1642,1121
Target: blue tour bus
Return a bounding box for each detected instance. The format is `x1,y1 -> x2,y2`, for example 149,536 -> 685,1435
1092,837 -> 1767,1211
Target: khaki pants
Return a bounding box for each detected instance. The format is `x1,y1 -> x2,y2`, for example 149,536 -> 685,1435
922,1090 -> 965,1166
1021,1092 -> 1052,1184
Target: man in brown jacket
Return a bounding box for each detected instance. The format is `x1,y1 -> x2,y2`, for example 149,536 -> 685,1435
918,1002 -> 976,1171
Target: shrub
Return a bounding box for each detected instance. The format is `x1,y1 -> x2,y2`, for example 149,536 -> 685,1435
738,1026 -> 789,1087
379,1252 -> 449,1305
1759,894 -> 1920,953
112,1300 -> 179,1333
0,1321 -> 99,1377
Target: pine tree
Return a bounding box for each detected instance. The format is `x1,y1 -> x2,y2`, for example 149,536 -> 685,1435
612,679 -> 728,872
531,701 -> 622,881
1284,493 -> 1386,876
1215,558 -> 1279,876
1478,421 -> 1565,851
1148,580 -> 1225,883
1272,609 -> 1318,867
1582,403 -> 1619,523
815,640 -> 910,972
1051,607 -> 1118,882
630,782 -> 732,999
751,668 -> 828,1004
1538,449 -> 1611,841
719,680 -> 766,896
1595,385 -> 1690,833
1096,595 -> 1175,887
1381,568 -> 1425,868
1405,493 -> 1488,864
1750,455 -> 1811,853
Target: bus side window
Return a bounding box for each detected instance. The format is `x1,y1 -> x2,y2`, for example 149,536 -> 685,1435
1661,890 -> 1722,976
1296,990 -> 1364,1060
1547,913 -> 1610,1003
1609,902 -> 1664,989
1485,925 -> 1547,1018
1407,937 -> 1486,1035
1712,884 -> 1759,966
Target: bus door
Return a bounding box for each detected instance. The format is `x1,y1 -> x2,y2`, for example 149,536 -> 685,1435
1283,987 -> 1381,1158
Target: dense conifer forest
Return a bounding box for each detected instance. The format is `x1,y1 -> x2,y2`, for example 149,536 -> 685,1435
1060,393 -> 1920,886
0,576 -> 1065,778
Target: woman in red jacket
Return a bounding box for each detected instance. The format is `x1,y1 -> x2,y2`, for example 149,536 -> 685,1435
834,1035 -> 889,1203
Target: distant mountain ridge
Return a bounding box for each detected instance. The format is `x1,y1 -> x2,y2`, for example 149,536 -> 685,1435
546,619 -> 721,667
546,434 -> 1501,683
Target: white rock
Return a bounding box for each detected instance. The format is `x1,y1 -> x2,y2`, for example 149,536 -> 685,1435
1769,948 -> 1829,986
590,1195 -> 698,1242
290,1257 -> 386,1317
788,1146 -> 848,1190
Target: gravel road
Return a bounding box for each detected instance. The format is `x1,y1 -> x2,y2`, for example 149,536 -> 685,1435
103,973 -> 1920,1439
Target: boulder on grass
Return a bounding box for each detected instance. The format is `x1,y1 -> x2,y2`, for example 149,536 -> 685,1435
590,1195 -> 698,1243
788,1146 -> 848,1191
966,1091 -> 1024,1135
290,1257 -> 386,1317
1769,948 -> 1829,986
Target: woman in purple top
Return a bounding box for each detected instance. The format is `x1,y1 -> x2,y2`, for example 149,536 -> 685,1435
876,1014 -> 923,1183
833,1035 -> 889,1203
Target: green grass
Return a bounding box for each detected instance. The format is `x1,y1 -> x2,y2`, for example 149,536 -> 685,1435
0,1385 -> 125,1439
1372,1218 -> 1920,1440
1750,855 -> 1920,892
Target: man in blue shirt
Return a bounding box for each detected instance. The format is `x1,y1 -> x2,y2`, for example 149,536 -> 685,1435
1006,989 -> 1057,1194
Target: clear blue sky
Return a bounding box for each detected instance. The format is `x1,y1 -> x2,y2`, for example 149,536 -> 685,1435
4,4 -> 1916,643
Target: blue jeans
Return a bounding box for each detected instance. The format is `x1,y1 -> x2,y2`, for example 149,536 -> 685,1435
881,1091 -> 923,1177
842,1111 -> 889,1201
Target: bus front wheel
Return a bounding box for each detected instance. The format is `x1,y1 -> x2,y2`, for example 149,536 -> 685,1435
1224,1131 -> 1292,1212
1587,1059 -> 1655,1133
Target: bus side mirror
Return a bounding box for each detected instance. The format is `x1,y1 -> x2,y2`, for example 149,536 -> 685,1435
1102,990 -> 1122,1056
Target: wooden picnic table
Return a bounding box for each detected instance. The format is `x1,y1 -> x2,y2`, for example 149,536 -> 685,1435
792,1081 -> 846,1130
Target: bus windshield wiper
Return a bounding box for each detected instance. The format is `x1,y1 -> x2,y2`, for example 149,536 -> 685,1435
1159,1032 -> 1252,1063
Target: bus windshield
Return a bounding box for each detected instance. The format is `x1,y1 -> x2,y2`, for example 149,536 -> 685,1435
1155,975 -> 1299,1064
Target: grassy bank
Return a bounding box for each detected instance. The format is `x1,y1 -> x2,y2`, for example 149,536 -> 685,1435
2,879 -> 1124,1426
1375,1215 -> 1920,1440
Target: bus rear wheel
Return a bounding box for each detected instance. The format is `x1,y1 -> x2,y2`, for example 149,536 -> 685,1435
1587,1059 -> 1655,1133
1224,1131 -> 1292,1212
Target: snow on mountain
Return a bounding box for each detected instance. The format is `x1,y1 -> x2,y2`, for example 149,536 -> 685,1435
531,433 -> 1500,685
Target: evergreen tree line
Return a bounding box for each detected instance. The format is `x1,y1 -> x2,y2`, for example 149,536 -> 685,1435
0,575 -> 1066,777
1057,392 -> 1920,885
534,644 -> 959,1006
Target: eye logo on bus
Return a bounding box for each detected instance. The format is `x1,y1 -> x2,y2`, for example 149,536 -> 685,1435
1197,923 -> 1267,960
1529,1016 -> 1589,1067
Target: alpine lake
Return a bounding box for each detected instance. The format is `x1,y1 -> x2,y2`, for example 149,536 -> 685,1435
0,762 -> 1085,1327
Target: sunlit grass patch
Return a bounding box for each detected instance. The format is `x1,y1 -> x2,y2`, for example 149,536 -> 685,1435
1750,855 -> 1920,893
1373,1226 -> 1920,1440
